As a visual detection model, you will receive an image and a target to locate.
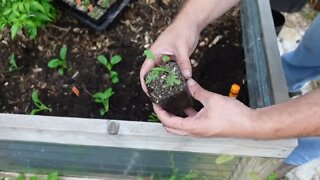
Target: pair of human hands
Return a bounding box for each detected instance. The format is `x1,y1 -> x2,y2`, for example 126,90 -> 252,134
140,19 -> 254,138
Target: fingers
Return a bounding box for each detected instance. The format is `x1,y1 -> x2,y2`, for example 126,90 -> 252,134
184,107 -> 197,117
140,59 -> 155,94
140,48 -> 175,94
164,126 -> 190,136
153,104 -> 190,130
187,78 -> 212,105
175,47 -> 192,79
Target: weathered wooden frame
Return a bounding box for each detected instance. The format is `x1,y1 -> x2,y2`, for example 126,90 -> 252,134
0,0 -> 297,179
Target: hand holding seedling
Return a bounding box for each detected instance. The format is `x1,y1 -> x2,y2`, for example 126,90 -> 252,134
153,78 -> 254,137
139,19 -> 200,93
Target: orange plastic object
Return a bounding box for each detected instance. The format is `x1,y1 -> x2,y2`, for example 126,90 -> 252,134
72,86 -> 80,97
228,84 -> 240,98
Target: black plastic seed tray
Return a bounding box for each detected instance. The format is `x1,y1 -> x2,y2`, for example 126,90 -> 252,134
54,0 -> 130,31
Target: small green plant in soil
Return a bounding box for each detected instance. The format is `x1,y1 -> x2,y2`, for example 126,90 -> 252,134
93,87 -> 114,116
143,49 -> 181,87
30,90 -> 52,115
89,6 -> 104,19
147,112 -> 160,122
0,0 -> 57,39
8,53 -> 18,72
98,0 -> 110,8
48,46 -> 68,75
97,54 -> 122,84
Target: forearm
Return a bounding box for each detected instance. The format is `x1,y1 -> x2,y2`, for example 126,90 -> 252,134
251,89 -> 320,139
174,0 -> 240,32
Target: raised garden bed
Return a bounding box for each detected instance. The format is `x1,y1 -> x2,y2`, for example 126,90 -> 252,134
0,0 -> 295,179
0,1 -> 248,121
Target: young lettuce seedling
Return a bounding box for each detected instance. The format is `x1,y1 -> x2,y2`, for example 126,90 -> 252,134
48,46 -> 68,75
97,54 -> 122,84
30,90 -> 52,115
93,88 -> 115,116
8,53 -> 18,72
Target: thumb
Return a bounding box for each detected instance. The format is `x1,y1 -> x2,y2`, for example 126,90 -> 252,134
187,78 -> 212,105
175,48 -> 192,79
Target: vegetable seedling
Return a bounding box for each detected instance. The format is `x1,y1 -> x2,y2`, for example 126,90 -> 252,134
48,46 -> 68,75
97,54 -> 122,84
143,49 -> 181,87
93,88 -> 114,116
143,49 -> 192,114
30,90 -> 52,115
147,112 -> 160,122
8,53 -> 18,72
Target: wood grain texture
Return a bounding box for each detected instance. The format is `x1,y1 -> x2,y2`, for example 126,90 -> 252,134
0,114 -> 297,158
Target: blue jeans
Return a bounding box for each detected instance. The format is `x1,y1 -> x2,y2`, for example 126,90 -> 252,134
282,15 -> 320,166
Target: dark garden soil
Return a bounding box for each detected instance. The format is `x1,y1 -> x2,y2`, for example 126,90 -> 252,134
0,1 -> 247,121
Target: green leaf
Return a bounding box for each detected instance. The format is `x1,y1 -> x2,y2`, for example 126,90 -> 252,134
162,55 -> 170,62
266,172 -> 278,180
215,154 -> 235,164
166,74 -> 181,87
111,77 -> 119,84
104,88 -> 115,98
184,171 -> 198,179
11,23 -> 21,39
110,55 -> 122,65
110,71 -> 118,77
48,59 -> 62,68
3,8 -> 12,16
29,176 -> 41,180
168,175 -> 177,180
17,174 -> 26,180
31,1 -> 46,14
97,55 -> 108,66
143,49 -> 155,60
9,53 -> 18,72
32,91 -> 40,103
59,46 -> 67,60
47,172 -> 59,180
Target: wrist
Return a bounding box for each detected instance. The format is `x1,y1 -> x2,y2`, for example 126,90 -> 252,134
173,7 -> 205,34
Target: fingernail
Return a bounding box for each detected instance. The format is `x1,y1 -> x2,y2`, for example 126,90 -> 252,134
161,50 -> 174,55
182,70 -> 191,78
187,79 -> 196,86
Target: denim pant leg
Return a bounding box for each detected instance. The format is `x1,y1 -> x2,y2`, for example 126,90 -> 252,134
285,138 -> 320,166
282,15 -> 320,92
282,15 -> 320,166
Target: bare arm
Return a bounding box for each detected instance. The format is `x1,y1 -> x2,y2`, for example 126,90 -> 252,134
140,0 -> 240,93
176,0 -> 241,32
253,89 -> 320,139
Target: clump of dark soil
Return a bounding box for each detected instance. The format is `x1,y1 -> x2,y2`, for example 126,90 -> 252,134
145,61 -> 192,114
0,1 -> 247,121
